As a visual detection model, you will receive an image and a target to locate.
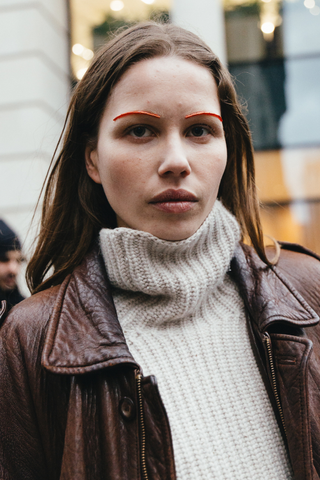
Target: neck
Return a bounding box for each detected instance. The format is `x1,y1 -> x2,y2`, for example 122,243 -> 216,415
100,200 -> 241,327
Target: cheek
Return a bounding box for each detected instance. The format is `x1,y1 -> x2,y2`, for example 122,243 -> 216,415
0,265 -> 7,279
105,159 -> 127,188
98,152 -> 145,201
197,145 -> 227,186
213,143 -> 228,177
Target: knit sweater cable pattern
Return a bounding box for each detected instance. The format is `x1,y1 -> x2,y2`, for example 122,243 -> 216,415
99,200 -> 293,480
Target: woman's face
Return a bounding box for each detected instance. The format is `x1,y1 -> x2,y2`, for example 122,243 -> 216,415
86,56 -> 227,240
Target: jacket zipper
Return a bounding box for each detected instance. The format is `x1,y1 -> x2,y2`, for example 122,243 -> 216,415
264,333 -> 287,437
136,372 -> 149,480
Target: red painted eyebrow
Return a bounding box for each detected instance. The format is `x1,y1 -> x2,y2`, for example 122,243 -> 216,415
113,111 -> 161,121
185,112 -> 223,122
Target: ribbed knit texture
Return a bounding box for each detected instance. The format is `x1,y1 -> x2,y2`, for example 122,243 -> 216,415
100,200 -> 293,480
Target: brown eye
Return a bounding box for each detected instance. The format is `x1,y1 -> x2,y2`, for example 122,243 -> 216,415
132,126 -> 147,137
188,126 -> 210,137
128,126 -> 153,138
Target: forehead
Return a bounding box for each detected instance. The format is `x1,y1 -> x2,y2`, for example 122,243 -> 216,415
0,250 -> 21,262
105,55 -> 220,117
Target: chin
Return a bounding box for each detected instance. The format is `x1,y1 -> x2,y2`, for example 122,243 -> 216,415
150,223 -> 200,242
1,285 -> 16,292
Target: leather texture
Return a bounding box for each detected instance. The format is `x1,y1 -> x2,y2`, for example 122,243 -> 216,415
0,242 -> 319,480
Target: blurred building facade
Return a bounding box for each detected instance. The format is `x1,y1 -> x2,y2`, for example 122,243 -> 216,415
0,0 -> 319,295
225,0 -> 320,253
0,0 -> 70,294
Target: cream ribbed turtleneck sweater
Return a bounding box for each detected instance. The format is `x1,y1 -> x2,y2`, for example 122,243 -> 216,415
100,201 -> 293,480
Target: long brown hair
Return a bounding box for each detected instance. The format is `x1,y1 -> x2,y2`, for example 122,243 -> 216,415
27,21 -> 269,294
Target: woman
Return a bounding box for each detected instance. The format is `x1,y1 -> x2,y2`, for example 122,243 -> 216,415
0,22 -> 320,480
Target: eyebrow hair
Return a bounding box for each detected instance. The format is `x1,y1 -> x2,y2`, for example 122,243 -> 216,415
113,111 -> 161,121
185,112 -> 223,122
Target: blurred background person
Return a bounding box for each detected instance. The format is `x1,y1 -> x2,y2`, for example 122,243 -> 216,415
0,220 -> 24,310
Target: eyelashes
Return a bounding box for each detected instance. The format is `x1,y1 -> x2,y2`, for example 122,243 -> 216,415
127,126 -> 154,138
125,123 -> 217,140
187,126 -> 211,137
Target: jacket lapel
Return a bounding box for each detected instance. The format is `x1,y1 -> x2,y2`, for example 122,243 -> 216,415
230,243 -> 319,336
231,243 -> 320,480
42,245 -> 138,374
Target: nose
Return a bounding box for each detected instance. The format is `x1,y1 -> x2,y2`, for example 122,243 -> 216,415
158,136 -> 191,178
8,260 -> 19,277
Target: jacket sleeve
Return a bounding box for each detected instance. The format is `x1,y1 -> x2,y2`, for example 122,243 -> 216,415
0,308 -> 50,480
0,287 -> 69,480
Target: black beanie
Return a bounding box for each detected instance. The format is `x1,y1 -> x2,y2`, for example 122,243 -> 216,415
0,220 -> 21,257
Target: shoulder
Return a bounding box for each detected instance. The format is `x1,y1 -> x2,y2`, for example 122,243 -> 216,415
0,285 -> 60,345
272,242 -> 320,313
275,242 -> 320,283
237,241 -> 320,315
0,285 -> 62,403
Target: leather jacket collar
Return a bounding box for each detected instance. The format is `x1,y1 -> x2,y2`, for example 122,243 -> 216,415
42,243 -> 319,374
231,244 -> 319,336
42,245 -> 138,374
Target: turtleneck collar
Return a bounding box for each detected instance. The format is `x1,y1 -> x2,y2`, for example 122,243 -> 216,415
99,200 -> 241,326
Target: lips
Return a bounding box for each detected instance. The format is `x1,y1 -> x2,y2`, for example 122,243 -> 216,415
150,189 -> 197,203
3,275 -> 16,290
149,189 -> 198,214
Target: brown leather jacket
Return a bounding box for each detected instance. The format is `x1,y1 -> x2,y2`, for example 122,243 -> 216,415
0,242 -> 320,480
